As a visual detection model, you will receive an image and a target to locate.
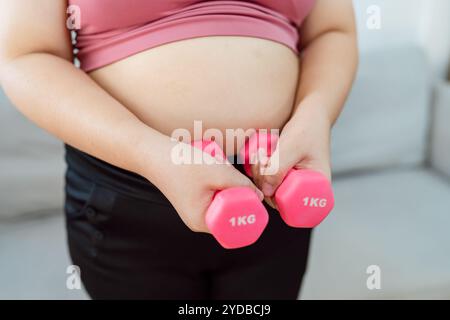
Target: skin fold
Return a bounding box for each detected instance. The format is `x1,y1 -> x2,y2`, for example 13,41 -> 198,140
0,0 -> 357,232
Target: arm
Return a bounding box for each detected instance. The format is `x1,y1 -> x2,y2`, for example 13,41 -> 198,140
0,0 -> 262,232
252,0 -> 358,202
293,0 -> 358,124
0,0 -> 172,186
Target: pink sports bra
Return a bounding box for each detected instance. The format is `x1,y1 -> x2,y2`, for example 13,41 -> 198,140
68,0 -> 316,72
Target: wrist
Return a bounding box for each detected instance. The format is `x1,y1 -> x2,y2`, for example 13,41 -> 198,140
132,127 -> 177,183
291,93 -> 334,127
277,95 -> 332,168
284,99 -> 332,144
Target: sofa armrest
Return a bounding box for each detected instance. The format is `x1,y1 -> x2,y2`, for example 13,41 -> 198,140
430,82 -> 450,178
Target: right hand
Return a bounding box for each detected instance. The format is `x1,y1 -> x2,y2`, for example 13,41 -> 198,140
145,142 -> 264,233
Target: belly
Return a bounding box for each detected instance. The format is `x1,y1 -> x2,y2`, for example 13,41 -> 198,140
89,36 -> 299,155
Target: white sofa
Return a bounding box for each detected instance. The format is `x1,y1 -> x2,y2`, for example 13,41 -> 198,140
301,46 -> 450,299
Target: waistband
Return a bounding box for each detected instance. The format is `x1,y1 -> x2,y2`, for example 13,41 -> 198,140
64,144 -> 244,202
65,144 -> 166,202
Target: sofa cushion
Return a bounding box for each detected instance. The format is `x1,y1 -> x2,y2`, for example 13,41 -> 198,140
301,168 -> 450,299
331,46 -> 431,174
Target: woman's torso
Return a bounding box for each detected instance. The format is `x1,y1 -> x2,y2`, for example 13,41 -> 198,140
89,37 -> 299,154
73,1 -> 312,155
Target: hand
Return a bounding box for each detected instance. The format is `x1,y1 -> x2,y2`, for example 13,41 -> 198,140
145,142 -> 264,233
250,103 -> 332,209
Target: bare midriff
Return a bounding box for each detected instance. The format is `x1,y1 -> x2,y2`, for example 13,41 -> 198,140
89,36 -> 300,155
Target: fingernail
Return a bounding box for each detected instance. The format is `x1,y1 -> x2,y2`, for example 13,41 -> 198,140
262,182 -> 274,197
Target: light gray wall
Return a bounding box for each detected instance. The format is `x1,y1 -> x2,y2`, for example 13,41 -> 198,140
355,0 -> 450,79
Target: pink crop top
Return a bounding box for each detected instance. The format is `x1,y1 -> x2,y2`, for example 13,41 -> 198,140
68,0 -> 316,72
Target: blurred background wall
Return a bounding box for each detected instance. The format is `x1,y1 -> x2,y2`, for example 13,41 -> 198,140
1,0 -> 450,299
354,0 -> 450,79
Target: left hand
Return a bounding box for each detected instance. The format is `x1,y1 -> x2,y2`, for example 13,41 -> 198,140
250,102 -> 332,209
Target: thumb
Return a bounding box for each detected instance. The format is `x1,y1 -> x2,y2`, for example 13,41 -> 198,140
259,167 -> 288,198
259,145 -> 297,197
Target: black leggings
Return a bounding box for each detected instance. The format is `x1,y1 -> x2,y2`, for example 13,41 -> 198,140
64,144 -> 312,300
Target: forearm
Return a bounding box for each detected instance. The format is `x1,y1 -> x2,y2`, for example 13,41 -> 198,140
292,29 -> 358,126
267,29 -> 357,183
0,53 -> 173,184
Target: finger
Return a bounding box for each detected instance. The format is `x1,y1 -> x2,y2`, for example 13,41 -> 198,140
218,167 -> 265,201
250,152 -> 260,180
264,196 -> 277,210
259,150 -> 288,197
251,149 -> 269,191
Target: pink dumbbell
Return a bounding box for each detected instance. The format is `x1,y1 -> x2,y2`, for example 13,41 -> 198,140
239,132 -> 334,228
192,140 -> 269,249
